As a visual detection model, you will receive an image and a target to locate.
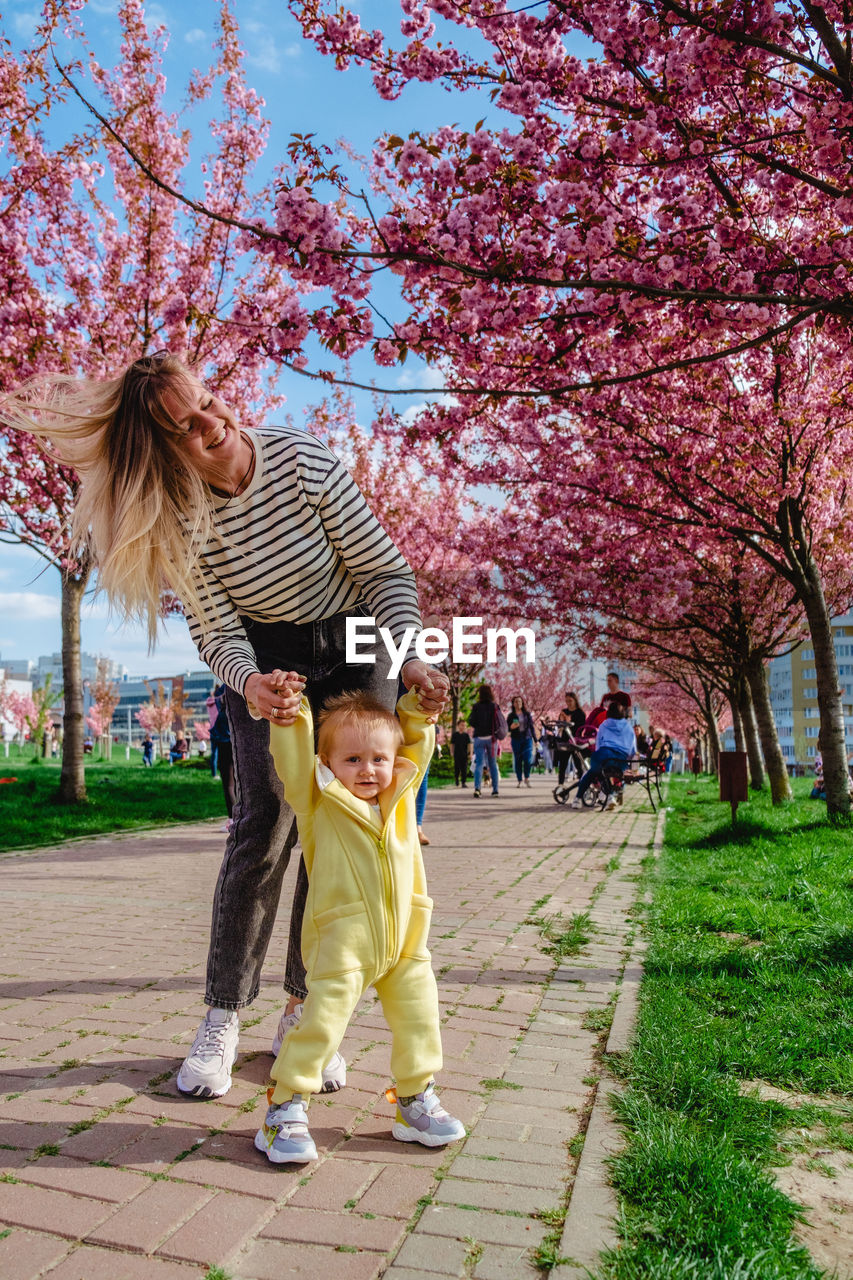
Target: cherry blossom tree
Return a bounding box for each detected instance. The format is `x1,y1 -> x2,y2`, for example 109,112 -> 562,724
85,659 -> 120,759
482,648 -> 586,726
136,682 -> 177,763
632,664 -> 731,775
491,501 -> 807,801
5,691 -> 36,748
32,2 -> 853,813
0,1 -> 301,802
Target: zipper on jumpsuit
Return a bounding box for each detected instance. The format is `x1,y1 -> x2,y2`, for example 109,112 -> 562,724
377,833 -> 395,971
322,764 -> 421,976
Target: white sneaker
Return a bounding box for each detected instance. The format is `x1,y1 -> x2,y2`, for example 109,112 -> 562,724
604,796 -> 618,811
569,798 -> 583,810
255,1093 -> 317,1164
272,1004 -> 347,1093
177,1008 -> 239,1098
391,1083 -> 466,1147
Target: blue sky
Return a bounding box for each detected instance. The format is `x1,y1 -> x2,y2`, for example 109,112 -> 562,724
2,1 -> 592,679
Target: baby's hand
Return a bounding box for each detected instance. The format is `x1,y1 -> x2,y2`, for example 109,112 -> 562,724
246,669 -> 305,724
269,669 -> 305,698
269,670 -> 304,725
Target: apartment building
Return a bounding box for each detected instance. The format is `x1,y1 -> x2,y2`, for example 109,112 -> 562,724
767,608 -> 853,766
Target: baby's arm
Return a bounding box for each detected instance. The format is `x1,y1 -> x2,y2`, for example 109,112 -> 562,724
395,687 -> 436,780
267,687 -> 317,816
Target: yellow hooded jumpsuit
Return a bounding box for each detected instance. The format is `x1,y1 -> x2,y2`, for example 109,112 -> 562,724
267,689 -> 442,1104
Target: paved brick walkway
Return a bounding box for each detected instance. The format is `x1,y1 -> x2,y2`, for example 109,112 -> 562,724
0,774 -> 655,1279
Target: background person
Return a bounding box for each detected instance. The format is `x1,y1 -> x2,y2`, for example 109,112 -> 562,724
468,684 -> 507,797
570,702 -> 635,811
4,350 -> 447,1103
507,694 -> 537,788
451,718 -> 472,787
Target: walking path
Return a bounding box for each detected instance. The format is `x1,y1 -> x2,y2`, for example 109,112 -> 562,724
0,774 -> 656,1279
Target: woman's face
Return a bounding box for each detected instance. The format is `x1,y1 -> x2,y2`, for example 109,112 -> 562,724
512,697 -> 522,711
566,695 -> 577,709
162,374 -> 243,482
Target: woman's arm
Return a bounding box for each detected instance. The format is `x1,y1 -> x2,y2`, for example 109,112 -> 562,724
308,449 -> 421,658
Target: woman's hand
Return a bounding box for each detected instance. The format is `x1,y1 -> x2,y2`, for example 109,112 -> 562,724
401,660 -> 449,720
245,670 -> 305,725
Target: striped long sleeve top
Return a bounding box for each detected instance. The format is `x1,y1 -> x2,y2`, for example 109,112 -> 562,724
183,427 -> 422,696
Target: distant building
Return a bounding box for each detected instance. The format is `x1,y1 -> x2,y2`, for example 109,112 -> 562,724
110,669 -> 217,742
36,652 -> 125,689
0,657 -> 36,681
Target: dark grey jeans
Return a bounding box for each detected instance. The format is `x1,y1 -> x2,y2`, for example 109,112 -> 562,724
204,609 -> 395,1009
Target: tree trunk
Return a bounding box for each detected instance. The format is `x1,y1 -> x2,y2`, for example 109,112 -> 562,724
737,677 -> 766,790
703,686 -> 721,774
745,653 -> 793,804
730,697 -> 745,753
59,563 -> 90,805
800,557 -> 850,819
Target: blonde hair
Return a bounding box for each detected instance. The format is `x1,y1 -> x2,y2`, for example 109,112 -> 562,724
0,353 -> 220,646
317,691 -> 403,759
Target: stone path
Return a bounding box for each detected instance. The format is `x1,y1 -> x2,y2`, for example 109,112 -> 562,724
0,773 -> 656,1279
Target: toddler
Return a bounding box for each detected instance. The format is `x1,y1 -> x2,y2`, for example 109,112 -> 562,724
254,679 -> 465,1164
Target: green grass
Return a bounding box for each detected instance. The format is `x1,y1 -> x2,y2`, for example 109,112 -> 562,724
594,775 -> 853,1280
0,752 -> 228,852
0,738 -> 503,849
529,909 -> 595,960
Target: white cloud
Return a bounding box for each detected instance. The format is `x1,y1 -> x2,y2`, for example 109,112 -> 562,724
94,618 -> 202,679
396,365 -> 447,391
0,592 -> 59,621
184,27 -> 208,45
12,11 -> 39,37
145,3 -> 170,26
246,45 -> 281,74
243,20 -> 287,74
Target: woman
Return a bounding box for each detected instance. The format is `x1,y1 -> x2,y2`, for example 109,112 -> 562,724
507,694 -> 537,788
569,701 -> 635,811
3,351 -> 446,1100
553,692 -> 585,785
467,684 -> 507,797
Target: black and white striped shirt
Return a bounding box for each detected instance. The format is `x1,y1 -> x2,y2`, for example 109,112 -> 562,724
184,427 -> 421,695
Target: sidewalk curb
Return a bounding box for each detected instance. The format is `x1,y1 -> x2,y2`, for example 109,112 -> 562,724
0,815 -> 226,861
553,802 -> 667,1278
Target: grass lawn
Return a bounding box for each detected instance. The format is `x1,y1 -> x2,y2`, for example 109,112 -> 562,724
0,738 -> 508,851
0,745 -> 228,852
597,775 -> 853,1280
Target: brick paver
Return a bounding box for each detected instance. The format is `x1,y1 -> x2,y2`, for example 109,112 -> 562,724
0,773 -> 654,1277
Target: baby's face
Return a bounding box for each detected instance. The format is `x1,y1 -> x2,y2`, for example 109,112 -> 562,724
322,725 -> 397,801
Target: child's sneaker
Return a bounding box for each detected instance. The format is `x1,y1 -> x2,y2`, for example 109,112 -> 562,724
272,1004 -> 347,1092
176,1008 -> 239,1098
390,1083 -> 466,1147
254,1092 -> 317,1164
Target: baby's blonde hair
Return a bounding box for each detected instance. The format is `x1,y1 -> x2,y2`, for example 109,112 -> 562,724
317,691 -> 403,759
